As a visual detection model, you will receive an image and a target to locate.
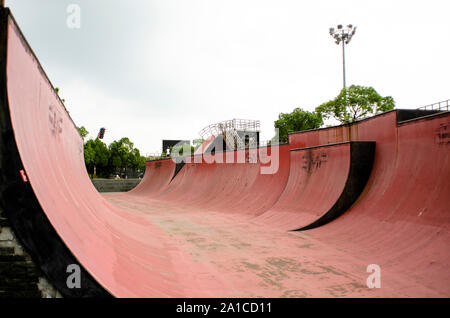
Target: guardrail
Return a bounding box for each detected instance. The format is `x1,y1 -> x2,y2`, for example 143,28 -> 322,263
417,99 -> 449,111
199,119 -> 260,139
145,153 -> 167,161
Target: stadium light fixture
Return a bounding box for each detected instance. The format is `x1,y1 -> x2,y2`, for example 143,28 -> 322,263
329,24 -> 357,90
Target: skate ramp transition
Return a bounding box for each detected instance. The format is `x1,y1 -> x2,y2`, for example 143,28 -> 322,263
255,141 -> 375,231
0,8 -> 449,297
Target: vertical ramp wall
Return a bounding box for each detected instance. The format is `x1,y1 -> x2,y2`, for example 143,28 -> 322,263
1,8 -> 223,298
128,159 -> 176,196
153,146 -> 291,215
257,142 -> 375,230
288,111 -> 450,295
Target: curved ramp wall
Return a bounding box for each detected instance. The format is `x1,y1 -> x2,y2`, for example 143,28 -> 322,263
0,9 -> 109,297
1,8 -> 223,298
151,146 -> 291,216
129,159 -> 177,197
1,6 -> 449,297
288,110 -> 450,295
257,142 -> 375,231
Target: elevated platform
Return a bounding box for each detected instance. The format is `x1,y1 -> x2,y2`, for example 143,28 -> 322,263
197,119 -> 260,153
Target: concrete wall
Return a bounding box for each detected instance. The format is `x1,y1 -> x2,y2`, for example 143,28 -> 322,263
91,178 -> 141,193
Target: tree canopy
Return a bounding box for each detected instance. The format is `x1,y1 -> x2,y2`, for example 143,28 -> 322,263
107,137 -> 146,174
77,126 -> 89,140
84,138 -> 109,174
192,138 -> 204,151
274,108 -> 323,143
315,85 -> 395,124
80,134 -> 146,178
170,144 -> 195,157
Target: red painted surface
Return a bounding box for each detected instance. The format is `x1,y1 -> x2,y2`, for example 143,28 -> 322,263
6,15 -> 225,297
128,159 -> 175,197
302,114 -> 450,295
256,143 -> 351,230
153,147 -> 291,215
5,9 -> 450,297
288,111 -> 397,149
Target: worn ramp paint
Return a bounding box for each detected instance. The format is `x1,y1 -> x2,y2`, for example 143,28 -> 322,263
256,142 -> 375,231
1,7 -> 449,298
287,111 -> 450,295
153,147 -> 290,215
1,9 -> 224,297
128,159 -> 176,197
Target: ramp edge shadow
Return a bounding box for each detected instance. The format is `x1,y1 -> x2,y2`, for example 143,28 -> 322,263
294,141 -> 376,231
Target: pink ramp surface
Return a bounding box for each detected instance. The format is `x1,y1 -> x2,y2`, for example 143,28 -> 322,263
4,10 -> 224,297
256,141 -> 375,231
152,147 -> 291,215
287,111 -> 450,295
128,159 -> 176,197
2,7 -> 449,297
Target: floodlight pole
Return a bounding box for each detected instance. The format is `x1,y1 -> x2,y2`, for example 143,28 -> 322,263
329,24 -> 356,91
342,39 -> 346,89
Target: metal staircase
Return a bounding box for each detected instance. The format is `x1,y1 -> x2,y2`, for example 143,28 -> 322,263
199,119 -> 260,151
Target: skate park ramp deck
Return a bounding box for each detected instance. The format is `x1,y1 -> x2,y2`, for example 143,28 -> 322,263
0,7 -> 449,297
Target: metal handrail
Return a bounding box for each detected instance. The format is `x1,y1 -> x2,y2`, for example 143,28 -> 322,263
199,119 -> 260,139
146,152 -> 166,159
417,99 -> 449,111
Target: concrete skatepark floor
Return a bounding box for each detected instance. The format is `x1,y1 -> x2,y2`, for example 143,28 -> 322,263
104,193 -> 444,298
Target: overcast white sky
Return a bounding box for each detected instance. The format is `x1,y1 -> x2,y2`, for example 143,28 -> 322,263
6,0 -> 450,154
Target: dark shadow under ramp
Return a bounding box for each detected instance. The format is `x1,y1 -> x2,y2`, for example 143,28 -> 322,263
256,141 -> 375,231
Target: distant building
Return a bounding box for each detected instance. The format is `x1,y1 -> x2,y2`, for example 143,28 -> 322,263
162,140 -> 190,154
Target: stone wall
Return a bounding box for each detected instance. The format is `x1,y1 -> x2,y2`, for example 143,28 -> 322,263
91,178 -> 141,193
0,207 -> 61,298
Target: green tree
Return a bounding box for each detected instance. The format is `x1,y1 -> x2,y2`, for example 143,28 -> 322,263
170,143 -> 192,157
108,137 -> 142,176
192,138 -> 204,151
274,108 -> 323,143
55,87 -> 66,103
316,85 -> 395,124
77,126 -> 89,140
83,140 -> 95,167
79,126 -> 146,178
93,139 -> 110,170
84,138 -> 110,177
128,148 -> 146,171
